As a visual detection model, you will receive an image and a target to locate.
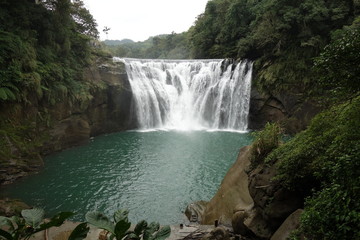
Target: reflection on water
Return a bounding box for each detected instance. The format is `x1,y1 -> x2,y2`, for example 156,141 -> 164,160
1,130 -> 252,224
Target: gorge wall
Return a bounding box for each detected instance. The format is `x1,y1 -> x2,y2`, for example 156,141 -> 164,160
0,57 -> 320,185
0,59 -> 134,185
248,88 -> 320,134
187,145 -> 303,240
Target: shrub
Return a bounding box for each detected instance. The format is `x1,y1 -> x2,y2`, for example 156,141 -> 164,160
0,208 -> 86,240
249,122 -> 282,169
269,96 -> 360,239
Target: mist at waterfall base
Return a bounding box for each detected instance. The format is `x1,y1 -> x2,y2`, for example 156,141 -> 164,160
1,59 -> 254,224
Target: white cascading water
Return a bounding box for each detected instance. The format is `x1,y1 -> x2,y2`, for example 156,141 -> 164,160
116,58 -> 252,131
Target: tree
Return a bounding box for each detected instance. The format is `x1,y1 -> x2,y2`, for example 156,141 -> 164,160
312,27 -> 360,103
103,26 -> 110,39
71,0 -> 99,38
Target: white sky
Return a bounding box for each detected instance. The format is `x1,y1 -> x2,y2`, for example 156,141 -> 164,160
83,0 -> 209,42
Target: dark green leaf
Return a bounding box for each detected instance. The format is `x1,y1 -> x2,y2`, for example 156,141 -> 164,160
154,226 -> 171,240
0,217 -> 15,232
0,88 -> 8,100
134,220 -> 147,235
85,211 -> 115,233
125,233 -> 140,240
10,216 -> 24,228
36,212 -> 74,232
143,222 -> 161,240
68,222 -> 90,240
113,209 -> 129,223
21,208 -> 44,228
114,219 -> 131,240
142,230 -> 154,240
0,229 -> 13,240
3,88 -> 16,100
147,222 -> 160,233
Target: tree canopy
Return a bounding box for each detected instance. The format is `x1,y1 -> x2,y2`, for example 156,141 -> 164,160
0,0 -> 99,103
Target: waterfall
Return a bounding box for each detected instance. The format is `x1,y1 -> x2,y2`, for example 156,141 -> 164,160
116,58 -> 252,131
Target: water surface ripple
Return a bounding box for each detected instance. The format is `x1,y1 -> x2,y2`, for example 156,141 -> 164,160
1,130 -> 252,224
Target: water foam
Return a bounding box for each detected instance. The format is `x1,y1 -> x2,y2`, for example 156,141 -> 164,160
118,58 -> 252,131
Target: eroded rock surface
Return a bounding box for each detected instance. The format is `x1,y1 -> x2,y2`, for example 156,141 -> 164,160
270,209 -> 303,240
196,145 -> 303,239
200,146 -> 253,226
0,59 -> 134,185
249,89 -> 320,133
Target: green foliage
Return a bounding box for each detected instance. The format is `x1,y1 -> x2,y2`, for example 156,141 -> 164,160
0,118 -> 47,165
0,0 -> 99,104
20,209 -> 44,228
68,223 -> 90,240
189,0 -> 256,58
312,26 -> 360,104
85,209 -> 171,240
188,0 -> 357,94
249,122 -> 282,169
0,209 -> 80,240
299,183 -> 360,240
104,32 -> 191,59
268,96 -> 360,238
0,208 -> 170,240
85,211 -> 116,233
0,30 -> 37,101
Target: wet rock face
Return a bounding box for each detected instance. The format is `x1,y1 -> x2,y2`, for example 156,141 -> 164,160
248,88 -> 320,133
200,146 -> 254,226
43,61 -> 134,154
0,60 -> 135,185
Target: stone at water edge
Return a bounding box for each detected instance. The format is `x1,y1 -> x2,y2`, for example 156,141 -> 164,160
0,198 -> 30,217
200,227 -> 230,240
201,146 -> 253,226
185,200 -> 208,223
270,209 -> 303,240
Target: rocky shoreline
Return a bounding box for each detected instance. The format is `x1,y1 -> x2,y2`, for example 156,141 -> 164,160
185,146 -> 303,240
0,58 -> 318,240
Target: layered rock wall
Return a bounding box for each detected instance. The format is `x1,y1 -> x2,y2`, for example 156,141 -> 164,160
193,145 -> 303,239
0,60 -> 134,185
249,88 -> 320,133
42,62 -> 134,153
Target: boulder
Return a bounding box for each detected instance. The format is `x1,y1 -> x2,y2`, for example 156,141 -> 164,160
0,198 -> 30,217
270,209 -> 304,240
185,200 -> 208,223
199,145 -> 303,239
200,227 -> 230,240
247,163 -> 303,233
201,146 -> 253,226
231,208 -> 249,235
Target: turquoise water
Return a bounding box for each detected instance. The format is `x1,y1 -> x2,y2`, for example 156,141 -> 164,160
1,130 -> 252,224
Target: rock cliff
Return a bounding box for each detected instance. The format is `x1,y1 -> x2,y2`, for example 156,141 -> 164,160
0,59 -> 134,185
41,61 -> 135,153
249,88 -> 320,133
190,145 -> 303,239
